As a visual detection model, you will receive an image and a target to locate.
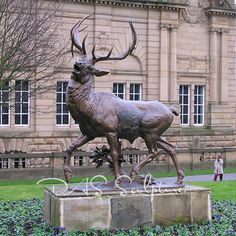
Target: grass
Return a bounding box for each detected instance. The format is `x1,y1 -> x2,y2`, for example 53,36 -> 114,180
190,181 -> 236,202
151,166 -> 236,178
0,177 -> 100,201
0,167 -> 235,201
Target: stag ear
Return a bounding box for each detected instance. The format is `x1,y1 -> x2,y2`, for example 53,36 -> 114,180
94,70 -> 110,77
90,66 -> 110,77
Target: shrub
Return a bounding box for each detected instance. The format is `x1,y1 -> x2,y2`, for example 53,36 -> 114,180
0,199 -> 236,235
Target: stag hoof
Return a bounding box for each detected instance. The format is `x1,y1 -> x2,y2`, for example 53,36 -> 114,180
175,171 -> 185,185
63,165 -> 72,183
175,179 -> 183,185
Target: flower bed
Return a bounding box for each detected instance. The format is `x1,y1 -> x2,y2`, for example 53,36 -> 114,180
0,199 -> 236,235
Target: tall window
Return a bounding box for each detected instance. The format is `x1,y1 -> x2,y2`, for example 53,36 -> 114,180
15,80 -> 29,125
113,83 -> 125,99
0,81 -> 10,126
179,85 -> 190,125
179,84 -> 205,126
130,84 -> 141,101
56,82 -> 69,125
194,85 -> 204,125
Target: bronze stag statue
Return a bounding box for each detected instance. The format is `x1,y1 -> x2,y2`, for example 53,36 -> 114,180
63,15 -> 185,184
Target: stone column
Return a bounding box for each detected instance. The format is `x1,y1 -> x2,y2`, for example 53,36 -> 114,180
169,26 -> 178,104
220,28 -> 229,103
146,10 -> 160,100
209,28 -> 218,103
126,82 -> 130,100
159,23 -> 169,102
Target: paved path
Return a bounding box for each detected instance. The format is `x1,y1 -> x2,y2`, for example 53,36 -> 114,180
158,173 -> 236,183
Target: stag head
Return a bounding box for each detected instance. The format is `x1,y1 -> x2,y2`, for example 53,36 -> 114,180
71,14 -> 137,83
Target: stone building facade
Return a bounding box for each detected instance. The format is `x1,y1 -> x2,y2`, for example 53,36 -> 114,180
1,0 -> 236,158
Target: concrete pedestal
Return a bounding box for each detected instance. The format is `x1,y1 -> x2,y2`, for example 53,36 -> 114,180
44,183 -> 211,232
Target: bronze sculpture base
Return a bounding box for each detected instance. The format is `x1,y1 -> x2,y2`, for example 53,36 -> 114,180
44,184 -> 211,232
69,178 -> 185,194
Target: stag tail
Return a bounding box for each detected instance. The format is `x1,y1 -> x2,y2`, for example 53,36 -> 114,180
169,107 -> 179,116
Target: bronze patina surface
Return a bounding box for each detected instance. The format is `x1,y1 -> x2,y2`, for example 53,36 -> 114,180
69,179 -> 185,194
63,15 -> 185,185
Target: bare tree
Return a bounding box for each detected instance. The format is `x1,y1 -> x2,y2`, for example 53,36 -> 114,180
0,0 -> 65,98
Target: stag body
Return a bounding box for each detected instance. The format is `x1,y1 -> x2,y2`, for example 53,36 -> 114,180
63,15 -> 184,184
67,69 -> 174,143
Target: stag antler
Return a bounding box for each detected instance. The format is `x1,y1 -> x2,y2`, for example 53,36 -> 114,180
92,21 -> 137,64
71,14 -> 93,57
71,15 -> 137,61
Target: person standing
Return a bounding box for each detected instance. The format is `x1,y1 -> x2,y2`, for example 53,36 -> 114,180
213,153 -> 224,181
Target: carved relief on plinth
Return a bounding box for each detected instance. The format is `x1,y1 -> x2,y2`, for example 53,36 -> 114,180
182,0 -> 210,24
97,32 -> 109,50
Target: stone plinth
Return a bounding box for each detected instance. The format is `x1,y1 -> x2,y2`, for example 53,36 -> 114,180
44,182 -> 211,232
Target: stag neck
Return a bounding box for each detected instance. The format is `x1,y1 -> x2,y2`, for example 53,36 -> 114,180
68,74 -> 95,103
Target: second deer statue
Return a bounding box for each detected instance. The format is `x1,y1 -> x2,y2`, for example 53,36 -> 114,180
63,15 -> 185,185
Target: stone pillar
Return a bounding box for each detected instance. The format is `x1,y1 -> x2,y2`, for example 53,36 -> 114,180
146,10 -> 160,100
209,28 -> 218,103
126,81 -> 130,100
159,23 -> 169,102
220,28 -> 229,103
169,26 -> 178,104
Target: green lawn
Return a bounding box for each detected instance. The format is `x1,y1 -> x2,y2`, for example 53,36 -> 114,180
190,181 -> 236,202
152,166 -> 236,178
0,167 -> 235,202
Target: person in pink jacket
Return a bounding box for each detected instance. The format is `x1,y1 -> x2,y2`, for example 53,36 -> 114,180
213,153 -> 224,181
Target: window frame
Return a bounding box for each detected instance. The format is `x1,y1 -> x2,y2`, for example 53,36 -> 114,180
14,80 -> 30,127
193,85 -> 205,126
0,81 -> 10,127
179,85 -> 190,126
56,81 -> 70,126
113,83 -> 126,99
130,83 -> 142,101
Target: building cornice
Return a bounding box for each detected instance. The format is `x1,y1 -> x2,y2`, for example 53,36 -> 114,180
63,0 -> 188,10
205,8 -> 236,17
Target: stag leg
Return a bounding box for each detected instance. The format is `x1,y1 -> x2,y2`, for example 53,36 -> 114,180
106,133 -> 121,182
157,137 -> 175,149
64,134 -> 93,183
156,140 -> 185,184
130,136 -> 159,183
117,140 -> 128,176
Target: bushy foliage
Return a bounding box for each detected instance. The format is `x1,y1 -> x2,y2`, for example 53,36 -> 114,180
0,199 -> 236,236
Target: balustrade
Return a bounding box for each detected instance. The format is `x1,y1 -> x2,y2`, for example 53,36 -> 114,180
0,148 -> 233,170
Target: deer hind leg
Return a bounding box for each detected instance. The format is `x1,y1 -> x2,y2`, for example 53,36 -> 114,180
117,140 -> 127,176
130,137 -> 159,181
157,137 -> 175,149
106,133 -> 121,181
105,140 -> 127,176
156,139 -> 185,184
64,134 -> 92,183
